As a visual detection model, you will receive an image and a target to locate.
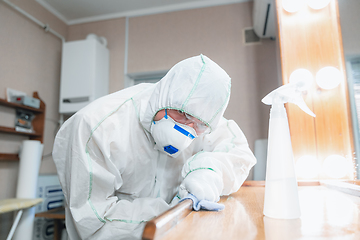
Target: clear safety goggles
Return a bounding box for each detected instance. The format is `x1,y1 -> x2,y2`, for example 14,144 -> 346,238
166,109 -> 209,135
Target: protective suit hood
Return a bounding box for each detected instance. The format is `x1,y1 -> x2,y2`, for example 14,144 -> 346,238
140,54 -> 231,133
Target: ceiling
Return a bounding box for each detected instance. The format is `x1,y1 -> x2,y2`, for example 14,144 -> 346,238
35,0 -> 250,25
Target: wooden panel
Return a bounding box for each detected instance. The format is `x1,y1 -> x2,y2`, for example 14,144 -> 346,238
0,153 -> 19,161
275,0 -> 354,180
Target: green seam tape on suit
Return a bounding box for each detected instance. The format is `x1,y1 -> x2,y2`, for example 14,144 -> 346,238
85,98 -> 132,223
184,167 -> 216,178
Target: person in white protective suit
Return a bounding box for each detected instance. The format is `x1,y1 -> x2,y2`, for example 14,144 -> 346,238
52,54 -> 257,239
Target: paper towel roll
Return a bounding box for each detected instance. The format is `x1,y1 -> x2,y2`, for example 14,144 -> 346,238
16,140 -> 43,198
13,140 -> 43,240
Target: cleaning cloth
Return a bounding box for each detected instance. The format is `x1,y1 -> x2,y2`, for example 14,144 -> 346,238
180,193 -> 225,211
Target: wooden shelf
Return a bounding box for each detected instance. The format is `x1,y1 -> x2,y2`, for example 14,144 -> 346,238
0,98 -> 44,113
35,207 -> 65,219
0,126 -> 41,138
0,92 -> 45,161
0,153 -> 19,161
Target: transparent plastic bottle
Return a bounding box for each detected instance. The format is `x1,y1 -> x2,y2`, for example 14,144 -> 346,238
262,83 -> 315,219
263,98 -> 301,219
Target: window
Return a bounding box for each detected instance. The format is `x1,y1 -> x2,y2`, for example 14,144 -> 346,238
346,57 -> 360,178
125,70 -> 168,88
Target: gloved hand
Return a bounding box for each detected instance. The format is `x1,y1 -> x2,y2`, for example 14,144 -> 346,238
178,169 -> 223,202
180,193 -> 225,211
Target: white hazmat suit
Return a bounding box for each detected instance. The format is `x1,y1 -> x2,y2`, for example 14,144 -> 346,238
52,55 -> 256,239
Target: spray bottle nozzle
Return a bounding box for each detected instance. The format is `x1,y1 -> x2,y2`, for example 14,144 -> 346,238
262,82 -> 316,118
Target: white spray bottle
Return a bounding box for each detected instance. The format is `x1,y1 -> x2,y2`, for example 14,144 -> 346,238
262,75 -> 315,219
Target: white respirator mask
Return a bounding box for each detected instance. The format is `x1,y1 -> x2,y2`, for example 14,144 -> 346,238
150,111 -> 198,158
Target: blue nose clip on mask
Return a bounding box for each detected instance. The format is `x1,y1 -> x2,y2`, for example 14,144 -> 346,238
150,110 -> 197,158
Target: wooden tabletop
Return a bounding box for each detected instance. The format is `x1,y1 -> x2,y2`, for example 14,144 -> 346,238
159,182 -> 360,240
0,198 -> 43,214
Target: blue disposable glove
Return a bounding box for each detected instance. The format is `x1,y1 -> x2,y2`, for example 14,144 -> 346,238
179,193 -> 225,211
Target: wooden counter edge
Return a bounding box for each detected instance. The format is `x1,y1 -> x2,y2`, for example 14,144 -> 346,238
320,180 -> 360,197
242,180 -> 321,187
243,180 -> 360,197
142,199 -> 193,240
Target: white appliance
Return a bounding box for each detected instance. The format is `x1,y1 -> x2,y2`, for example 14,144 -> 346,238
33,175 -> 64,240
59,34 -> 109,114
253,0 -> 276,39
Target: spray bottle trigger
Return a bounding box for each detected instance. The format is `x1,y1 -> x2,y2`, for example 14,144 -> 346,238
293,98 -> 316,117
